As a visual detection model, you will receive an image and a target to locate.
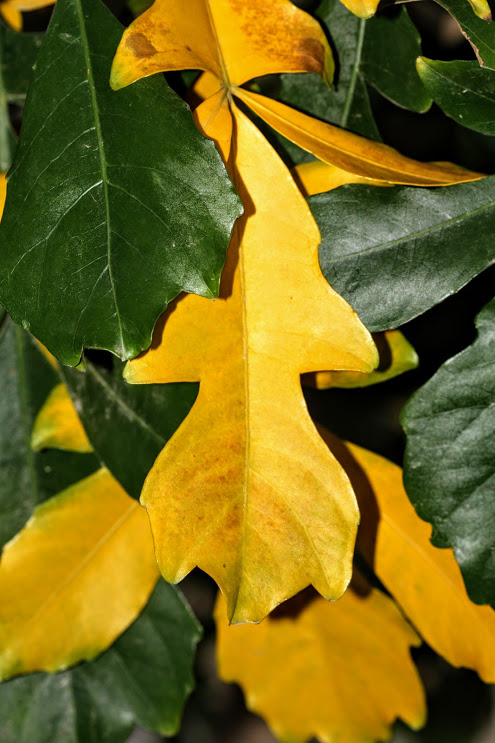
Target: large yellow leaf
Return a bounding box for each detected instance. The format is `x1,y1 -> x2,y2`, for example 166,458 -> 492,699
31,382 -> 93,453
322,433 -> 495,684
215,586 -> 425,743
0,468 -> 159,679
110,0 -> 333,90
292,160 -> 389,197
305,330 -> 418,390
125,101 -> 377,625
235,89 -> 483,186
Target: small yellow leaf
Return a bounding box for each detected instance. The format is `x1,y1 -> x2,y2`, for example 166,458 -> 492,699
338,0 -> 379,18
466,0 -> 492,20
0,173 -> 6,219
111,0 -> 333,91
31,382 -> 93,453
236,88 -> 484,186
305,330 -> 418,389
0,4 -> 22,29
0,468 -> 159,680
215,587 -> 425,743
2,0 -> 53,11
322,434 -> 495,684
292,160 -> 389,197
126,101 -> 377,624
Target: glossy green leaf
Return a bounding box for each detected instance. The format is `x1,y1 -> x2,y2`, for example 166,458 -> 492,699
0,317 -> 97,549
61,356 -> 197,499
0,579 -> 202,743
436,0 -> 495,69
417,58 -> 495,135
402,298 -> 495,607
0,20 -> 43,103
274,1 -> 429,164
310,177 -> 495,331
0,0 -> 242,366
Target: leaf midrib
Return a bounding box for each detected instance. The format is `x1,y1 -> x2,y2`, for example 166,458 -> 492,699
74,0 -> 125,357
340,18 -> 366,130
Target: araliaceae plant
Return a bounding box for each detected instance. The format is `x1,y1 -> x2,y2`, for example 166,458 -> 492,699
0,0 -> 494,740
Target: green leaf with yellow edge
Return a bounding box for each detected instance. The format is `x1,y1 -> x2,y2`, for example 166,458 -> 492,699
304,330 -> 418,389
215,585 -> 425,743
0,578 -> 202,743
31,383 -> 93,454
321,431 -> 495,683
0,316 -> 97,550
0,467 -> 159,680
125,99 -> 378,625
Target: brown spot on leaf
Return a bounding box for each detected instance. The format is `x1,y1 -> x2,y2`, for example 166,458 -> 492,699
126,32 -> 157,59
295,37 -> 324,73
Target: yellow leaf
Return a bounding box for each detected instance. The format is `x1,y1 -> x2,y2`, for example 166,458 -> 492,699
235,88 -> 484,186
467,0 -> 492,20
4,0 -> 54,9
110,0 -> 333,91
338,0 -> 379,18
305,330 -> 418,390
215,586 -> 425,743
0,173 -> 6,219
293,160 -> 389,197
0,468 -> 159,679
322,433 -> 495,684
0,3 -> 21,29
31,382 -> 93,453
126,101 -> 377,625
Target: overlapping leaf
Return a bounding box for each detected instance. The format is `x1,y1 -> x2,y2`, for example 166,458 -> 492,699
0,19 -> 43,103
0,0 -> 241,366
402,299 -> 495,607
323,433 -> 495,682
310,177 -> 495,331
126,102 -> 377,624
437,0 -> 495,68
215,586 -> 425,743
0,0 -> 54,31
0,579 -> 202,743
417,58 -> 495,135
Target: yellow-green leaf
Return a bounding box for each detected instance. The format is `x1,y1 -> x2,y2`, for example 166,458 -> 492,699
305,330 -> 418,389
125,100 -> 377,625
0,468 -> 159,680
215,586 -> 425,743
31,382 -> 93,454
110,0 -> 333,91
338,0 -> 379,19
466,0 -> 492,20
235,88 -> 483,186
323,433 -> 495,684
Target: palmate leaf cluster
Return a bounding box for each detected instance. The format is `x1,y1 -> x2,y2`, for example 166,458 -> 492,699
0,0 -> 494,741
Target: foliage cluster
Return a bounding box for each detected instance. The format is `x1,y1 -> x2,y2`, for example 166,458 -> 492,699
0,0 -> 494,741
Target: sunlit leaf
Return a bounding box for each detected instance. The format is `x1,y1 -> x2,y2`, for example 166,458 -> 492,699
0,468 -> 159,680
0,579 -> 202,743
323,434 -> 495,684
31,383 -> 92,454
305,330 -> 418,389
215,586 -> 425,743
402,298 -> 495,607
110,0 -> 334,91
236,88 -> 482,186
310,178 -> 495,331
0,0 -> 241,366
417,58 -> 495,135
125,102 -> 377,624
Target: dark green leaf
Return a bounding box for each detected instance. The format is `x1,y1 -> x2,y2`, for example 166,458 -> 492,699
311,178 -> 495,331
274,1 -> 429,165
0,0 -> 242,366
0,317 -> 97,549
0,20 -> 43,103
417,57 -> 495,135
0,578 -> 202,743
402,298 -> 495,606
436,0 -> 495,69
61,357 -> 197,499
